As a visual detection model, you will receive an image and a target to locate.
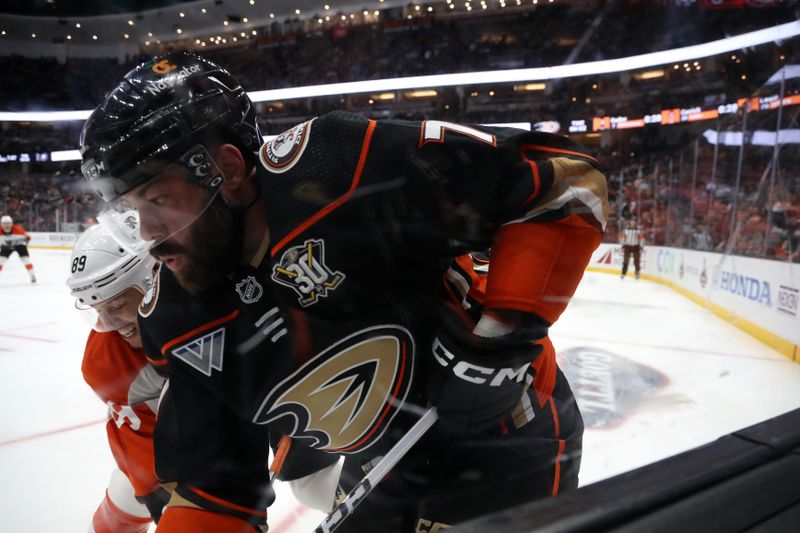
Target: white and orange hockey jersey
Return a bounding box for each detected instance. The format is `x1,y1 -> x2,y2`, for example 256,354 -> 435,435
82,330 -> 165,497
0,224 -> 31,247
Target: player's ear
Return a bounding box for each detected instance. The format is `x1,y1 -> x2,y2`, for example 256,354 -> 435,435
215,144 -> 248,192
215,143 -> 259,208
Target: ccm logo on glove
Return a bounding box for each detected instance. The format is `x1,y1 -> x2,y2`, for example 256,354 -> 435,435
432,337 -> 528,386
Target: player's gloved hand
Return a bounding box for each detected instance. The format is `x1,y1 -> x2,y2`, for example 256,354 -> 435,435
426,307 -> 544,436
138,486 -> 170,523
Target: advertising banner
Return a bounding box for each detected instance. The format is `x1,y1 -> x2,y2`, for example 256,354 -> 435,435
589,243 -> 800,356
28,231 -> 80,249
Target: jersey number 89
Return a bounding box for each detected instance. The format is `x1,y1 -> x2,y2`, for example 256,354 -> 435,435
72,255 -> 87,273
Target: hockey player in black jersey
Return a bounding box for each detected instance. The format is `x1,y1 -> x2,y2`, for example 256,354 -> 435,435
80,52 -> 608,532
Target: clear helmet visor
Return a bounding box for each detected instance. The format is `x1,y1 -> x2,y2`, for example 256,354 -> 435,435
74,299 -> 121,333
94,145 -> 225,254
74,290 -> 139,333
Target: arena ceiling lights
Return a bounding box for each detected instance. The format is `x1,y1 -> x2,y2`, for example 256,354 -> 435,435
246,20 -> 800,103
249,21 -> 800,102
0,20 -> 797,124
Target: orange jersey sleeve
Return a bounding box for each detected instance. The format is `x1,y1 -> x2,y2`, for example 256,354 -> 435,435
474,220 -> 601,401
483,155 -> 607,324
483,215 -> 602,324
82,330 -> 165,496
10,224 -> 30,241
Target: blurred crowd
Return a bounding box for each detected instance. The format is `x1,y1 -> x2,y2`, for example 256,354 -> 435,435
0,124 -> 82,155
0,3 -> 793,110
4,130 -> 797,263
0,170 -> 98,232
0,3 -> 797,263
605,151 -> 800,263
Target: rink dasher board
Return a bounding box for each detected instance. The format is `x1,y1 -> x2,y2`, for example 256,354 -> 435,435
27,231 -> 79,250
589,243 -> 800,362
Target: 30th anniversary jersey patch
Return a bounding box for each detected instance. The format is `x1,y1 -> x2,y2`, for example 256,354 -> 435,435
272,239 -> 344,307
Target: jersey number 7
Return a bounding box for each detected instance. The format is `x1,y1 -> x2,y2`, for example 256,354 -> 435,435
419,120 -> 497,148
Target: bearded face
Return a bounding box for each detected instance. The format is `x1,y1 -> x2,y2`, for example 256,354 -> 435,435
150,196 -> 239,295
122,165 -> 240,295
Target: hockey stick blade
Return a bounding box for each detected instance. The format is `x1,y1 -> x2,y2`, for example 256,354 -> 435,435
313,407 -> 438,533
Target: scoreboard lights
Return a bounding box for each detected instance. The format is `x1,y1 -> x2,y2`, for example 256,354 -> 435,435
568,119 -> 588,133
581,89 -> 799,132
2,86 -> 796,164
1,84 -> 797,165
765,94 -> 800,109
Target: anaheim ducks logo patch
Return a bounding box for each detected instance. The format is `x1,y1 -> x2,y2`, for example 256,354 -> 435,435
272,239 -> 344,307
259,119 -> 313,174
253,325 -> 414,454
139,262 -> 161,317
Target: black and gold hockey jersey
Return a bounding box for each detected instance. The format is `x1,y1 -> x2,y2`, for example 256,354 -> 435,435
138,111 -> 607,518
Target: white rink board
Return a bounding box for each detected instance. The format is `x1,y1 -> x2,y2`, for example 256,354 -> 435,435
590,243 -> 800,352
28,231 -> 80,249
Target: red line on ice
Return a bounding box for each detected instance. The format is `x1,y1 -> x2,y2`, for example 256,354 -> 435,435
0,322 -> 57,333
0,419 -> 105,447
0,332 -> 58,343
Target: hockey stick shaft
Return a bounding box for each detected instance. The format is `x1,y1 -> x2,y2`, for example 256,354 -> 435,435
313,407 -> 439,533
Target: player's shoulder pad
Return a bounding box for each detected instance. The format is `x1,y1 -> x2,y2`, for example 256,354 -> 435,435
535,131 -> 601,168
258,111 -> 370,174
82,329 -> 109,364
258,117 -> 317,174
139,262 -> 162,318
81,329 -> 137,386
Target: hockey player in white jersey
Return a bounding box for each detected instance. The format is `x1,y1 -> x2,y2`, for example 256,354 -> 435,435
66,224 -> 168,533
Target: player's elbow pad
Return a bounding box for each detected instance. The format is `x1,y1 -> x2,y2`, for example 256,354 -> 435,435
288,457 -> 344,513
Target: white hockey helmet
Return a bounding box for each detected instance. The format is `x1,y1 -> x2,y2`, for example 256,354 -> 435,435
1,215 -> 12,231
66,223 -> 156,308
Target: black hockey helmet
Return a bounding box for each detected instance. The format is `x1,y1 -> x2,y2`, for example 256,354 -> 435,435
80,51 -> 262,203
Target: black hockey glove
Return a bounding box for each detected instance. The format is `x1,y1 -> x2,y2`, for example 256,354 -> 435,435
426,309 -> 543,436
137,486 -> 170,523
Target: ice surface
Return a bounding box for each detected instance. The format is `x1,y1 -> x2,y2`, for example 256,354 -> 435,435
2,250 -> 799,532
